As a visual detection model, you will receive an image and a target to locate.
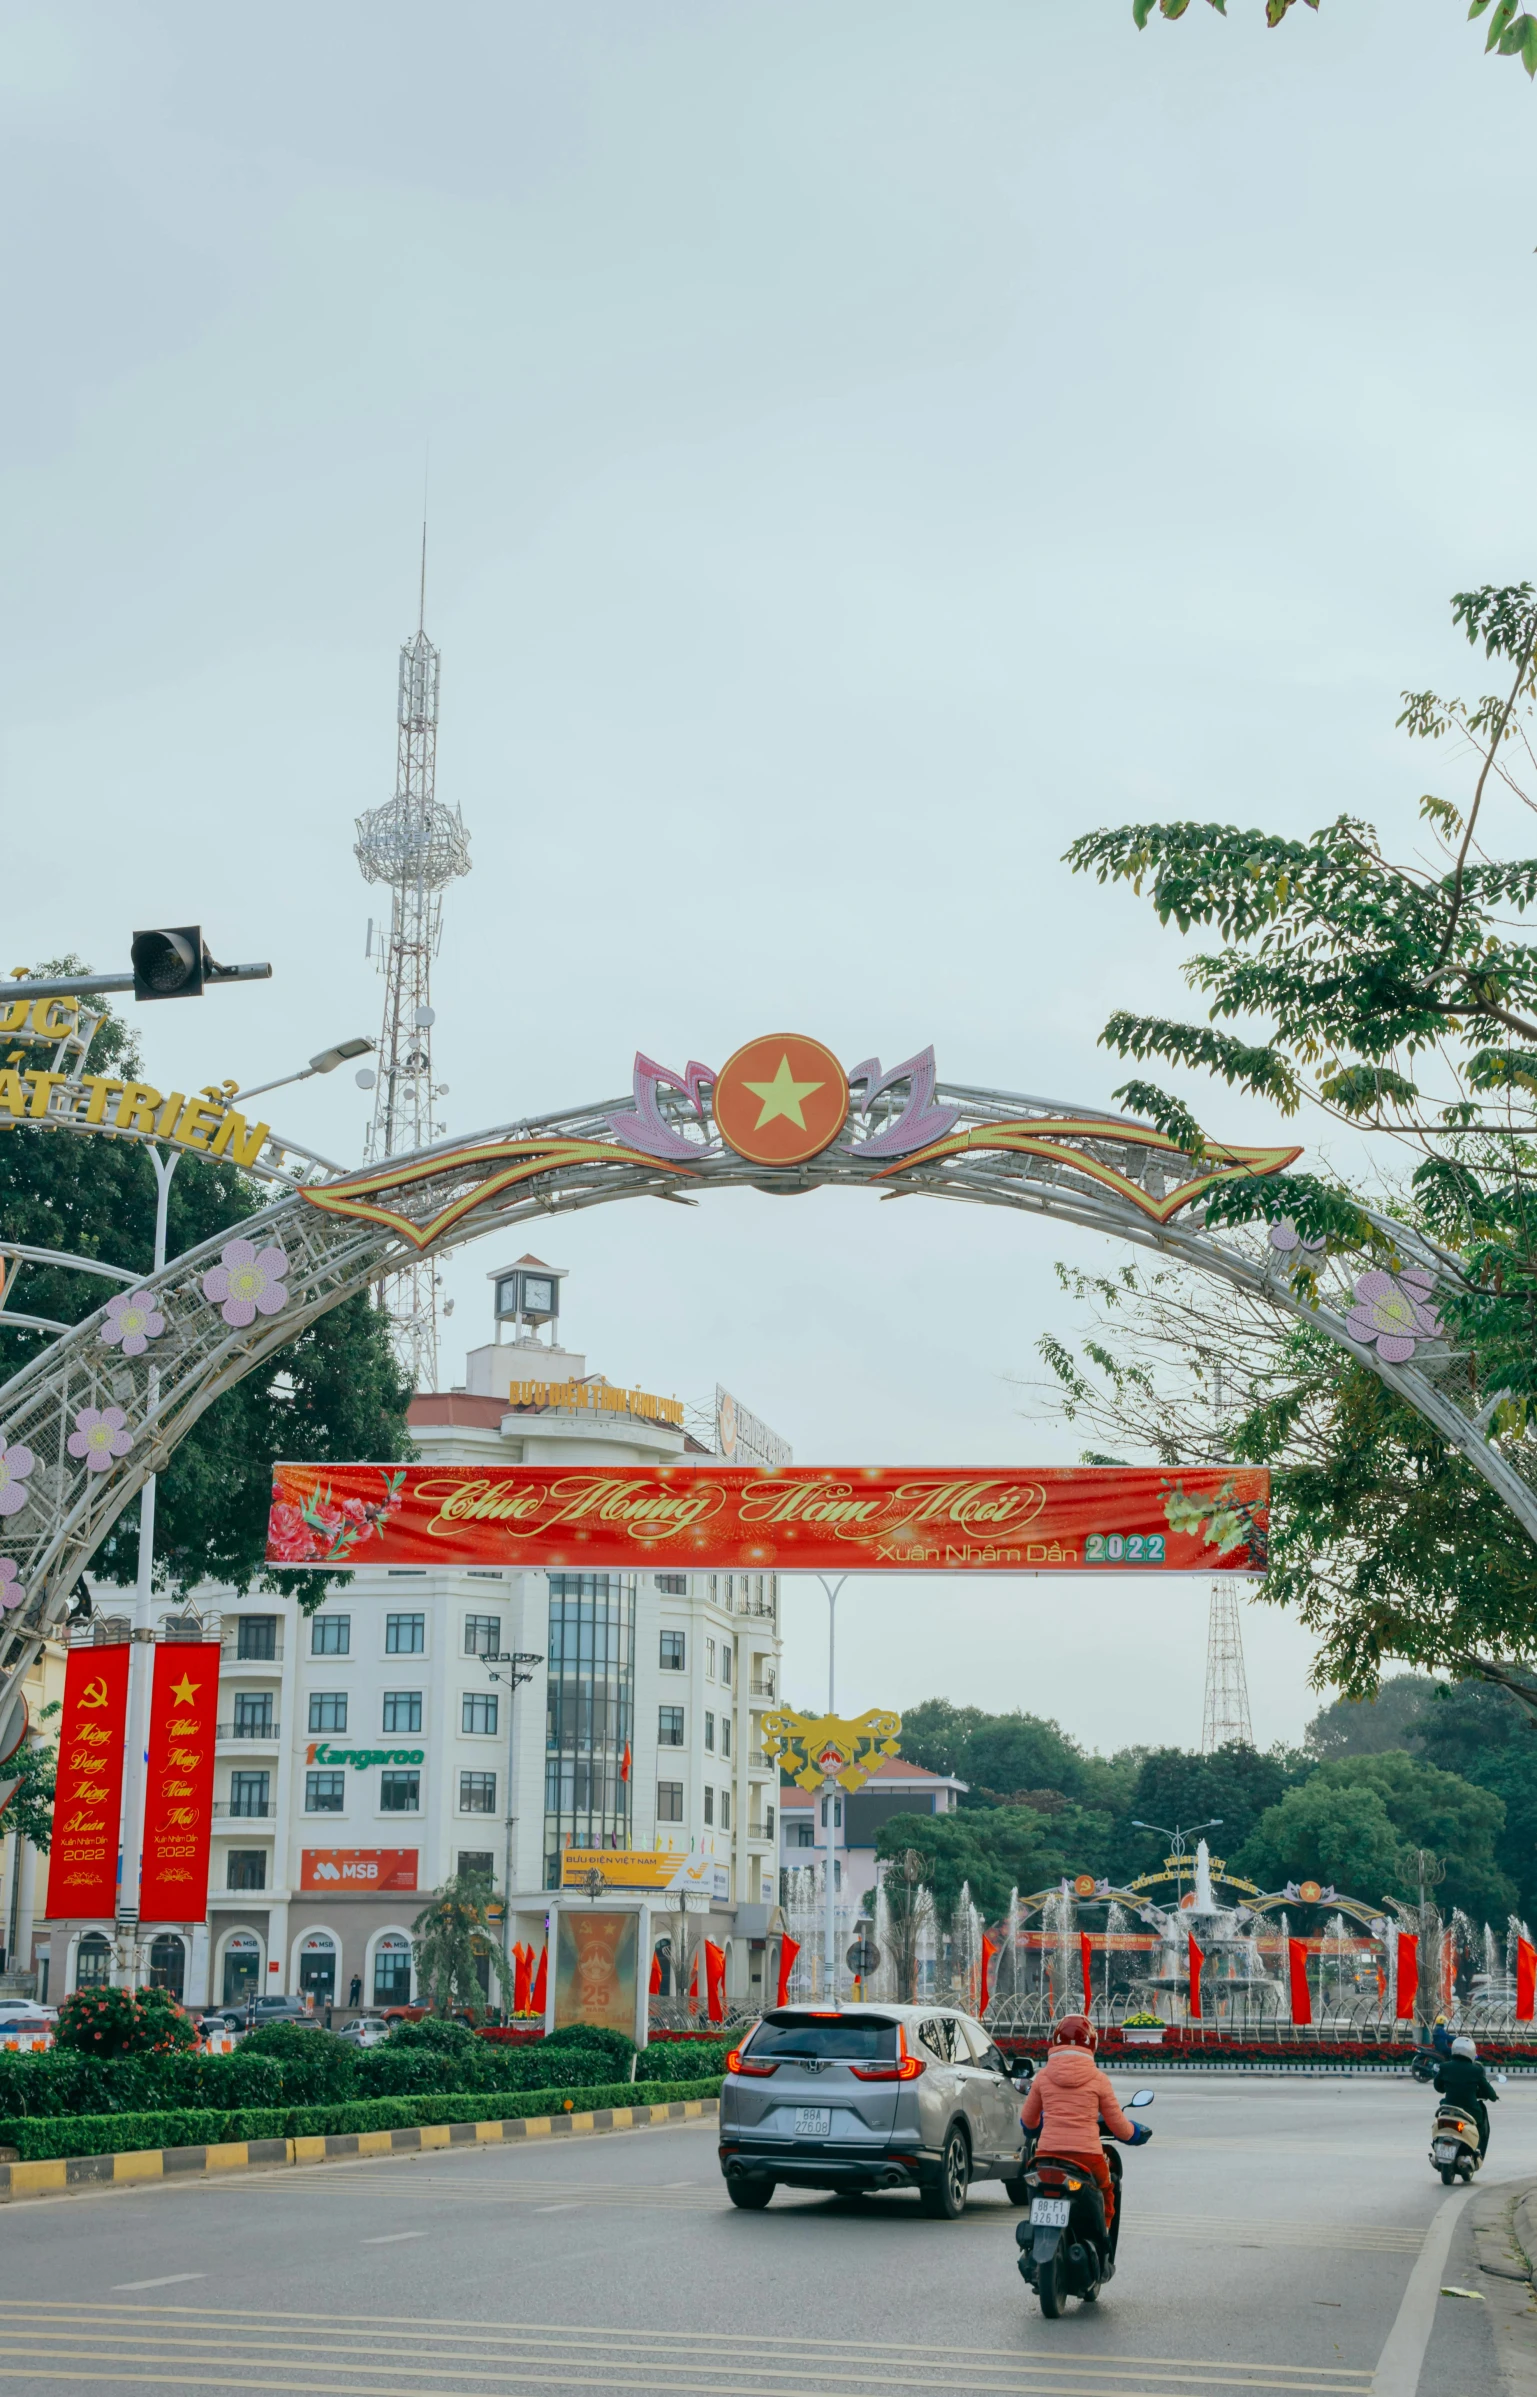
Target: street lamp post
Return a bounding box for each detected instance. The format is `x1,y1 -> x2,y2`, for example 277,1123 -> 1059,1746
817,1575 -> 847,2006
483,1650 -> 542,1995
1129,1818 -> 1224,1907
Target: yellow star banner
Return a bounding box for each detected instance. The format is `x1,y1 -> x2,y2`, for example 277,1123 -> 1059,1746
762,1706 -> 903,1793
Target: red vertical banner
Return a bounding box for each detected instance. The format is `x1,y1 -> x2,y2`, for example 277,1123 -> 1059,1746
776,1936 -> 800,2005
979,1934 -> 999,2015
45,1643 -> 131,1916
1287,1937 -> 1313,2027
1517,1939 -> 1537,2024
1188,1934 -> 1204,2021
1079,1931 -> 1094,2015
705,1938 -> 727,2024
138,1640 -> 219,1923
1395,1931 -> 1419,2022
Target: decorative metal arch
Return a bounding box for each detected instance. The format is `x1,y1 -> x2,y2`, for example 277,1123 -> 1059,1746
3,1039 -> 1534,1749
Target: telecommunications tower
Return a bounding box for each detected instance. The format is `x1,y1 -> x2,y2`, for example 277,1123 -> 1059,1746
354,533 -> 471,1392
1200,1580 -> 1254,1752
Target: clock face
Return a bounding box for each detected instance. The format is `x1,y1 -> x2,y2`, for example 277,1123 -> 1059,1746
524,1279 -> 552,1310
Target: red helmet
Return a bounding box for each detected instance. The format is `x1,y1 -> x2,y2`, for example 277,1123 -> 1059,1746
1050,2013 -> 1097,2051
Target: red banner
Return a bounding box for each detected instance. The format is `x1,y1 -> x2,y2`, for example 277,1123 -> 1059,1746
1079,1930 -> 1094,2012
776,1936 -> 800,2005
1188,1935 -> 1205,2021
45,1643 -> 131,1918
138,1639 -> 219,1924
301,1848 -> 418,1893
1518,1938 -> 1536,2024
1287,1936 -> 1312,2027
267,1461 -> 1268,1575
1396,1931 -> 1419,2022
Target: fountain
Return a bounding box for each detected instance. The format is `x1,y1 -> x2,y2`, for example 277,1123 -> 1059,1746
1141,1838 -> 1281,2027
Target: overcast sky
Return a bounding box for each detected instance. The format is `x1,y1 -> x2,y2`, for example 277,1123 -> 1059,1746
4,2 -> 1532,1758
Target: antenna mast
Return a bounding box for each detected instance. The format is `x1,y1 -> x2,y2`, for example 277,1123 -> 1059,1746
354,533 -> 471,1391
1200,1581 -> 1254,1752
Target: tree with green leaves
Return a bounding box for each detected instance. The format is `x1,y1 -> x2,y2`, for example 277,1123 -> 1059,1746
411,1872 -> 514,2019
1237,1751 -> 1515,1923
0,975 -> 412,1601
0,1701 -> 57,1852
1060,580 -> 1537,1704
1132,0 -> 1537,79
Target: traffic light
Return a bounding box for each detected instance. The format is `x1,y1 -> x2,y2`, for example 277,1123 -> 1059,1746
130,927 -> 207,1001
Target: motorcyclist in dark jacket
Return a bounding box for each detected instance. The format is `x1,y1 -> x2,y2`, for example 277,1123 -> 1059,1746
1434,2036 -> 1499,2158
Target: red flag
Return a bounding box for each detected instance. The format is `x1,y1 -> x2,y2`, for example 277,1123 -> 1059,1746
979,1934 -> 999,2015
1442,1935 -> 1456,2012
620,1743 -> 632,1784
139,1637 -> 219,1923
513,1944 -> 531,2013
45,1642 -> 131,1918
531,1945 -> 547,2015
1395,1931 -> 1418,2021
1079,1930 -> 1094,2014
1287,1937 -> 1312,2027
705,1939 -> 728,2024
1518,1938 -> 1537,2023
649,1947 -> 662,1995
776,1936 -> 800,2005
1188,1934 -> 1205,2021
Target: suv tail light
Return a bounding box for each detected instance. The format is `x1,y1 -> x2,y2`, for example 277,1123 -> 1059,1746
850,2024 -> 926,2082
725,2046 -> 779,2077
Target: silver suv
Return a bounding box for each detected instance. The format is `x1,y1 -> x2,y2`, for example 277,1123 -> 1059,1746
718,2003 -> 1028,2217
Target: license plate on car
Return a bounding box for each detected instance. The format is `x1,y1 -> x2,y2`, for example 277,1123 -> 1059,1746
1030,2197 -> 1071,2227
794,2107 -> 831,2136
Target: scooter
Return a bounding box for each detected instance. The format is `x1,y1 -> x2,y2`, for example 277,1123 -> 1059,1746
1016,2088 -> 1154,2318
1430,2101 -> 1482,2184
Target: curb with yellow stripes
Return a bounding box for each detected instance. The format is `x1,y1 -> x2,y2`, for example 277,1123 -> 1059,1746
0,2095 -> 718,2205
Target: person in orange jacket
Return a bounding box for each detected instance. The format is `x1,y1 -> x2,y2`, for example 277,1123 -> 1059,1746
1020,2015 -> 1145,2232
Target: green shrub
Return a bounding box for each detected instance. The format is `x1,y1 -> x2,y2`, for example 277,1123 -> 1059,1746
636,2040 -> 728,2082
0,2047 -> 286,2120
237,2022 -> 357,2104
54,1986 -> 198,2061
355,2040 -> 616,2099
388,2017 -> 478,2054
0,2077 -> 721,2163
542,2023 -> 636,2073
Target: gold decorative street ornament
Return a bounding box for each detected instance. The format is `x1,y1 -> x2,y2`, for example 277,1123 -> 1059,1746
761,1706 -> 902,1791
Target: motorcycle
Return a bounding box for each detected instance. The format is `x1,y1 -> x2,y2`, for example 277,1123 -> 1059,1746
1015,2088 -> 1154,2318
1429,2074 -> 1507,2185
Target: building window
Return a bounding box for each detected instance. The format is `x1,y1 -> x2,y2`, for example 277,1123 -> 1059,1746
657,1781 -> 684,1822
226,1850 -> 267,1891
229,1771 -> 270,1817
458,1849 -> 495,1881
308,1692 -> 347,1733
703,1787 -> 714,1826
466,1569 -> 503,1581
660,1631 -> 685,1672
312,1614 -> 351,1656
544,1573 -> 636,1888
75,1932 -> 112,1987
722,1715 -> 731,1758
706,1638 -> 716,1679
765,1805 -> 775,1841
658,1705 -> 684,1747
462,1692 -> 498,1736
655,1574 -> 687,1595
721,1644 -> 731,1687
459,1771 -> 497,1814
233,1691 -> 272,1735
386,1614 -> 425,1654
305,1771 -> 344,1813
464,1615 -> 502,1657
373,1934 -> 412,2005
704,1710 -> 714,1752
720,1790 -> 731,1831
790,1819 -> 816,1849
383,1690 -> 423,1733
236,1615 -> 277,1660
380,1770 -> 420,1812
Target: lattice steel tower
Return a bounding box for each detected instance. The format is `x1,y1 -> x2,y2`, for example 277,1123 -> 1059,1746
355,535 -> 471,1391
1201,1580 -> 1254,1751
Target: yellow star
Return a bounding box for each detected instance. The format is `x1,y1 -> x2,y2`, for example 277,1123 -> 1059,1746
742,1053 -> 824,1131
168,1673 -> 201,1707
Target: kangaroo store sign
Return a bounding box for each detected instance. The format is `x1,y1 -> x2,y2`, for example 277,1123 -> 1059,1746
269,1462 -> 1269,1575
305,1743 -> 425,1768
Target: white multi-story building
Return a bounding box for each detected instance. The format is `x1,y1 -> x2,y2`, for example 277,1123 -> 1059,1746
37,1263 -> 785,2020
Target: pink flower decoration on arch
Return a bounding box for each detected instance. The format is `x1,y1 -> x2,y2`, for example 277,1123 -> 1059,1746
0,1439 -> 35,1520
99,1288 -> 166,1358
1345,1267 -> 1442,1366
0,1558 -> 23,1612
1268,1218 -> 1325,1259
67,1407 -> 133,1474
201,1239 -> 290,1329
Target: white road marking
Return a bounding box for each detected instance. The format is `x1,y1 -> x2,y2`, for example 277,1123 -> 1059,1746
1370,2180 -> 1475,2395
359,2233 -> 425,2245
110,2275 -> 206,2291
533,2202 -> 579,2213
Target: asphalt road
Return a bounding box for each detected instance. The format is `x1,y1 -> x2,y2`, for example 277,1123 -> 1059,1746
0,2073 -> 1533,2396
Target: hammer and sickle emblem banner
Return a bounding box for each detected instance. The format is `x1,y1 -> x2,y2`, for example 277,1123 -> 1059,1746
139,1638 -> 220,1923
45,1642 -> 131,1918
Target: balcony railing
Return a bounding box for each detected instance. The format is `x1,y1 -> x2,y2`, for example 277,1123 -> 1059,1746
749,1679 -> 776,1700
217,1721 -> 280,1742
213,1800 -> 274,1820
221,1637 -> 284,1666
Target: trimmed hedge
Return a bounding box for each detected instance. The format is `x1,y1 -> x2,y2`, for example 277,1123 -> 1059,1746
0,2077 -> 721,2164
637,2041 -> 728,2082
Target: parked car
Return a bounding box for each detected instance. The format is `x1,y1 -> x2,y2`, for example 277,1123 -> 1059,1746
0,2000 -> 57,2030
243,1996 -> 323,2030
338,2015 -> 393,2049
718,2004 -> 1031,2217
197,2011 -> 244,2038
